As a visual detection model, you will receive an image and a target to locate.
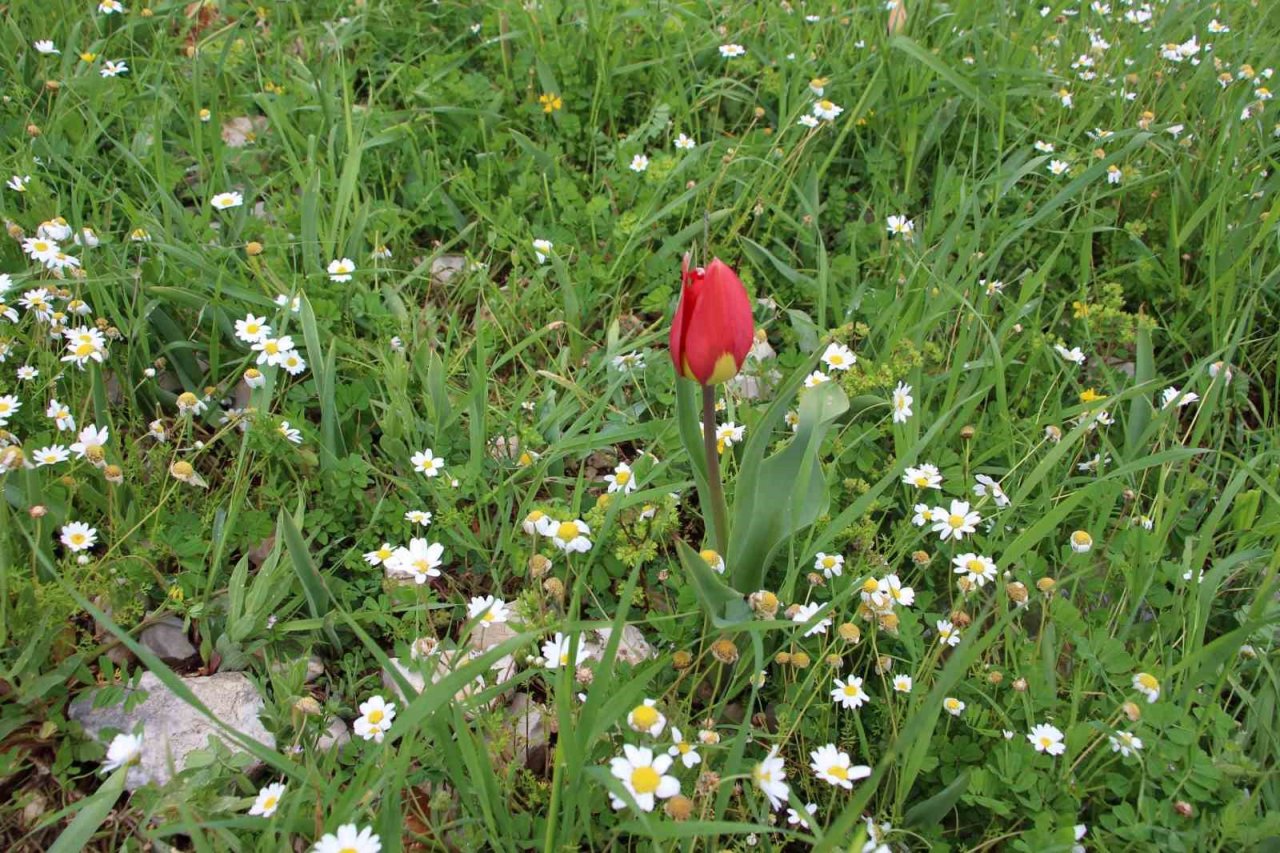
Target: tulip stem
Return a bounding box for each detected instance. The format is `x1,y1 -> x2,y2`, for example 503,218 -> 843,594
701,384 -> 730,557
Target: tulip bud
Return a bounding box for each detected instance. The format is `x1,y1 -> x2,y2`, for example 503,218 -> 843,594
669,255 -> 754,386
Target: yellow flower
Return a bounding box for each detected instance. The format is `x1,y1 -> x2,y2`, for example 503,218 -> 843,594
1079,388 -> 1106,404
80,52 -> 97,62
538,92 -> 563,113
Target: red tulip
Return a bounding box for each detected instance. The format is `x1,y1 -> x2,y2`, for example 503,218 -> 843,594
669,255 -> 755,386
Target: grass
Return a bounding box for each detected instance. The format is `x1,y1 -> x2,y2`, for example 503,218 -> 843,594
1,0 -> 1279,850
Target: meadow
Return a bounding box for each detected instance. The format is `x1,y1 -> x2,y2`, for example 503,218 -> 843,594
1,0 -> 1279,850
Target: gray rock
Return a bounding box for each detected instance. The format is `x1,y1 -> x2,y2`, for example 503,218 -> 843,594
317,717 -> 350,751
430,254 -> 467,286
584,625 -> 655,666
69,671 -> 275,789
381,646 -> 516,715
139,617 -> 196,664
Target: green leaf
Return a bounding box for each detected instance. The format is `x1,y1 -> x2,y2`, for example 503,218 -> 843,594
47,767 -> 127,853
278,507 -> 341,651
728,378 -> 849,593
676,539 -> 750,627
905,771 -> 970,827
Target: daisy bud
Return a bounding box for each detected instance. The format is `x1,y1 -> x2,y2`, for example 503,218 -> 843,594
711,637 -> 739,665
1036,577 -> 1056,594
293,696 -> 322,716
806,571 -> 825,587
1174,801 -> 1193,818
669,255 -> 755,386
911,550 -> 931,565
790,651 -> 811,668
1006,581 -> 1029,604
574,666 -> 593,686
774,651 -> 792,665
45,80 -> 60,92
875,655 -> 893,674
825,654 -> 842,668
960,424 -> 976,440
1,447 -> 28,473
837,622 -> 861,644
951,610 -> 971,628
27,124 -> 41,137
30,504 -> 47,518
245,241 -> 264,256
1012,678 -> 1028,692
695,771 -> 721,796
749,590 -> 779,617
244,368 -> 265,388
1122,701 -> 1142,722
528,553 -> 552,578
672,650 -> 693,670
104,464 -> 123,484
877,612 -> 899,634
542,576 -> 565,604
783,603 -> 802,620
988,670 -> 1004,685
664,795 -> 695,821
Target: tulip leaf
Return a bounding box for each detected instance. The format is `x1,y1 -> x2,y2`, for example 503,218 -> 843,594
673,376 -> 717,545
728,378 -> 848,593
676,538 -> 752,627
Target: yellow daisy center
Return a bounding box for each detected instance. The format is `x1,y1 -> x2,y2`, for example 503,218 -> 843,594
822,557 -> 836,568
677,742 -> 691,754
615,470 -> 630,484
949,514 -> 965,528
367,709 -> 384,724
631,705 -> 659,730
70,533 -> 85,545
967,560 -> 984,573
264,341 -> 279,355
75,343 -> 96,357
630,766 -> 660,795
556,522 -> 580,541
1039,736 -> 1053,748
1137,673 -> 1158,690
843,685 -> 858,696
826,764 -> 848,780
262,795 -> 277,810
862,578 -> 879,593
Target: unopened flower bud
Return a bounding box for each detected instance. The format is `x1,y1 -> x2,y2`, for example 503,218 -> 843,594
574,665 -> 593,685
1012,677 -> 1027,692
542,576 -> 565,604
1036,577 -> 1056,594
293,696 -> 323,716
528,553 -> 552,578
825,654 -> 842,668
104,464 -> 123,484
790,651 -> 811,668
875,655 -> 893,675
1174,801 -> 1193,818
774,651 -> 792,665
988,670 -> 1003,685
960,424 -> 975,440
1006,581 -> 1029,604
749,590 -> 779,617
911,550 -> 931,566
1122,701 -> 1141,722
672,650 -> 692,670
664,795 -> 694,821
30,504 -> 47,518
711,637 -> 739,665
837,622 -> 861,644
245,241 -> 264,256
